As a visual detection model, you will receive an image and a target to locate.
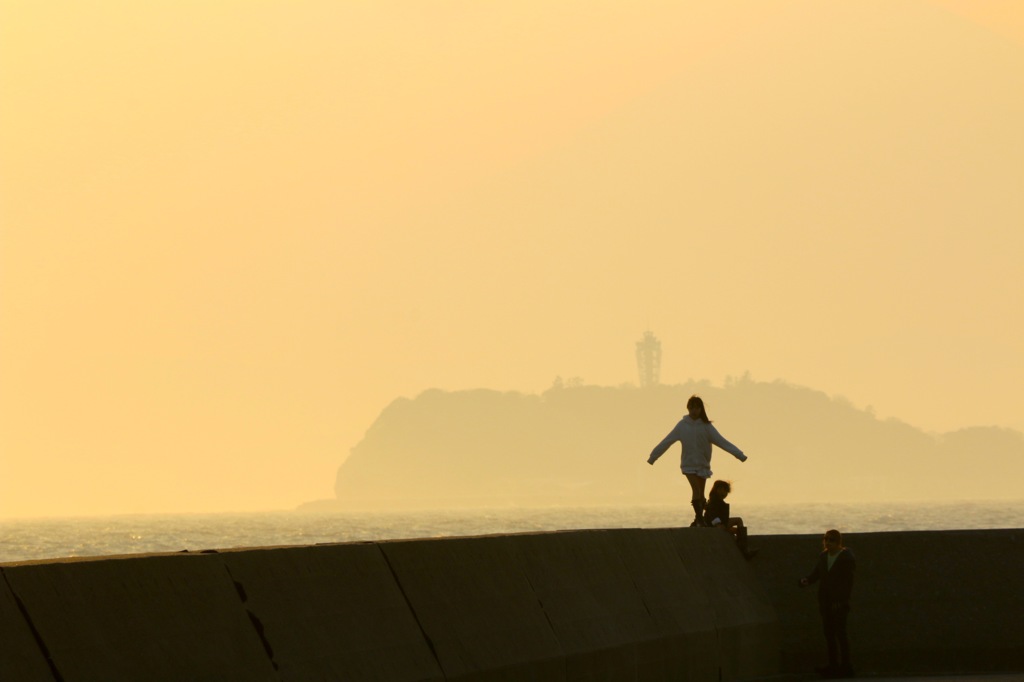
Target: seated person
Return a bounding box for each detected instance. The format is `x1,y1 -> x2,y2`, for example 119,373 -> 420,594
704,479 -> 757,559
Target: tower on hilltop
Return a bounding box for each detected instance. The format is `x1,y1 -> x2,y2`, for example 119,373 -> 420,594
636,331 -> 661,387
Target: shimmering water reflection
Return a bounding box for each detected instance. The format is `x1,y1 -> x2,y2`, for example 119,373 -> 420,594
3,500 -> 1023,563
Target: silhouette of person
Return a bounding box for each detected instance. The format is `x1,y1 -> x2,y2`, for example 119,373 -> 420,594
647,395 -> 748,527
799,529 -> 856,679
704,480 -> 757,559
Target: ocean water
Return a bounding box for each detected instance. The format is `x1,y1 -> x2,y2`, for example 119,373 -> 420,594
2,500 -> 1023,564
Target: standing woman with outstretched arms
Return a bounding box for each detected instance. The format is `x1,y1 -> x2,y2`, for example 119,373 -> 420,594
647,395 -> 748,526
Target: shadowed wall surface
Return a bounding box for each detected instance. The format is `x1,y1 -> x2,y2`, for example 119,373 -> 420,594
0,528 -> 776,682
4,527 -> 1020,681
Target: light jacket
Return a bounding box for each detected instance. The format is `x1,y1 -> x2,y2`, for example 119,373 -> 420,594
647,415 -> 746,477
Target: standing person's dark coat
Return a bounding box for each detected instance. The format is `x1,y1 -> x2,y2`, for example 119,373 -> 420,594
800,531 -> 856,678
805,547 -> 856,608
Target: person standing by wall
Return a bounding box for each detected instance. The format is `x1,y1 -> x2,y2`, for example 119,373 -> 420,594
647,395 -> 748,527
800,529 -> 856,678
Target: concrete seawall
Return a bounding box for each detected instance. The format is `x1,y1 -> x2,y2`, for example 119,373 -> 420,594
4,527 -> 1020,680
750,528 -> 1024,677
0,528 -> 776,682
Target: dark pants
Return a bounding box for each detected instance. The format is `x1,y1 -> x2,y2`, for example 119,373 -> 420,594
819,602 -> 850,669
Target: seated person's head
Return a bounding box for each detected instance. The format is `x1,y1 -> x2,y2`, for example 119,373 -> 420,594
710,480 -> 731,499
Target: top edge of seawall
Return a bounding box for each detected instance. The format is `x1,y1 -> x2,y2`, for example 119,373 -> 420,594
3,526 -> 1022,568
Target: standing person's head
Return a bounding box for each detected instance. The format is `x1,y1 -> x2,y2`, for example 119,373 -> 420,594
823,529 -> 843,554
686,395 -> 711,423
709,479 -> 731,500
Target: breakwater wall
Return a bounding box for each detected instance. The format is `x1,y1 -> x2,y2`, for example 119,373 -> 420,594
0,528 -> 777,682
750,528 -> 1024,676
6,527 -> 1018,681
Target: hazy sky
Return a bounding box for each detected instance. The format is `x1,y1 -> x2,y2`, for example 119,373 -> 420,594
3,1 -> 1022,519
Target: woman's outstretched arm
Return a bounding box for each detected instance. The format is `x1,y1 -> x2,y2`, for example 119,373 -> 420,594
647,426 -> 680,465
709,425 -> 747,461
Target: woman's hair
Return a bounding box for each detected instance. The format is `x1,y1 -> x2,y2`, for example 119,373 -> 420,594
823,529 -> 843,546
709,480 -> 731,499
686,395 -> 711,423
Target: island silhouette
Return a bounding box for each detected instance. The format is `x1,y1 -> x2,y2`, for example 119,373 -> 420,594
310,377 -> 1024,511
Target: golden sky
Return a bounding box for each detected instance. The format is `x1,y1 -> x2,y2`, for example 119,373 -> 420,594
2,1 -> 1022,518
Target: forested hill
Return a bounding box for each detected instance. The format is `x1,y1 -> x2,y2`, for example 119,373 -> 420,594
331,380 -> 1024,509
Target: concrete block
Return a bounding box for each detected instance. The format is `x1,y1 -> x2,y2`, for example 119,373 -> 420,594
221,543 -> 443,682
669,529 -> 779,681
611,528 -> 720,681
0,571 -> 56,682
379,534 -> 564,682
509,530 -> 654,681
3,554 -> 278,682
850,529 -> 1024,673
748,533 -> 833,673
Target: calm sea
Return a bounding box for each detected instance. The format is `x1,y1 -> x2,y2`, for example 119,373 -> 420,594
3,500 -> 1023,564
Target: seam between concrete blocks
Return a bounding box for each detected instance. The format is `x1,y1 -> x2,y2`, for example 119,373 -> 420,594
375,543 -> 444,678
1,567 -> 65,682
518,565 -> 569,679
221,562 -> 281,675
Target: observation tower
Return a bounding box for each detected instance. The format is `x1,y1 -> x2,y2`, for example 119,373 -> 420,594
635,331 -> 661,387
